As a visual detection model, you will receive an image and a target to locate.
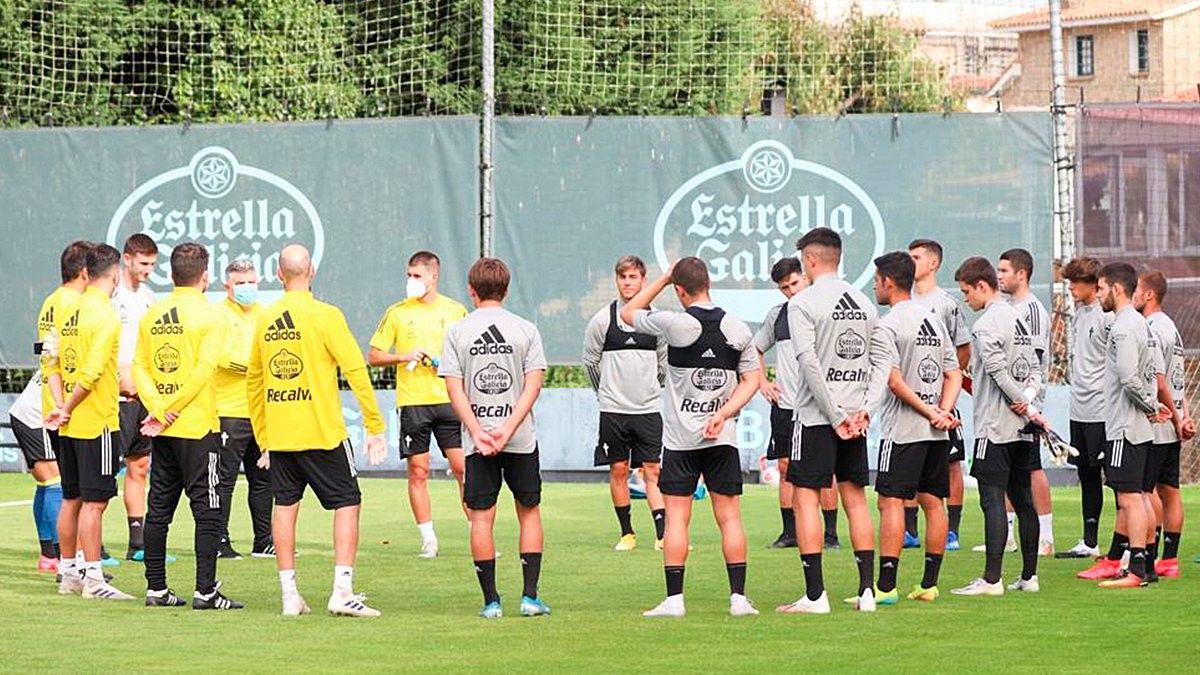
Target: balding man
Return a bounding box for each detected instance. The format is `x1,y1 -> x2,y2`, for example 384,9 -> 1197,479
247,245 -> 387,617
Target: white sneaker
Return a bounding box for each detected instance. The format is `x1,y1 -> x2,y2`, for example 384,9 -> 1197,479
1060,540 -> 1101,558
972,540 -> 1018,554
58,572 -> 84,595
1038,540 -> 1055,557
82,578 -> 134,601
419,539 -> 439,559
853,588 -> 876,612
282,593 -> 311,616
642,595 -> 686,617
1007,575 -> 1040,593
776,591 -> 831,614
951,578 -> 1004,596
328,590 -> 381,617
729,594 -> 759,617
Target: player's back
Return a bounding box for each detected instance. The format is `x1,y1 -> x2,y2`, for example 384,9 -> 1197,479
61,287 -> 121,439
969,299 -> 1036,444
1146,311 -> 1185,444
876,300 -> 954,443
136,287 -> 222,439
1104,307 -> 1157,444
1069,301 -> 1110,423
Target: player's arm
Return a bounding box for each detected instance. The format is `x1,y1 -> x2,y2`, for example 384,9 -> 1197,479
976,321 -> 1027,406
132,314 -> 165,420
327,310 -> 384,436
655,333 -> 668,387
1110,330 -> 1159,414
495,326 -> 548,445
863,320 -> 892,412
63,317 -> 119,416
955,344 -> 971,372
582,313 -> 604,392
365,307 -> 407,367
788,301 -> 848,427
752,307 -> 779,403
246,316 -> 267,446
619,271 -> 672,327
939,338 -> 964,414
704,343 -> 760,439
951,304 -> 971,371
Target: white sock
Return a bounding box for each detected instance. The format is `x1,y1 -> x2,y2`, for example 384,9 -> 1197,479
1038,513 -> 1054,542
1006,513 -> 1015,541
83,561 -> 103,582
60,557 -> 77,576
417,521 -> 436,542
333,565 -> 354,594
75,550 -> 84,565
663,593 -> 684,606
279,569 -> 298,596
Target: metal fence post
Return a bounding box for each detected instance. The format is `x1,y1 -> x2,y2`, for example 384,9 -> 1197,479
481,0 -> 496,258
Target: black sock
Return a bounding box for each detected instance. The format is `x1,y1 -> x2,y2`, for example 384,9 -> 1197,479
726,562 -> 747,595
474,559 -> 499,604
128,517 -> 145,550
1147,529 -> 1161,567
1129,547 -> 1147,578
922,553 -> 943,589
801,553 -> 824,600
52,541 -> 61,558
948,505 -> 963,535
877,556 -> 899,593
1163,531 -> 1181,560
615,505 -> 634,536
854,550 -> 875,595
780,508 -> 795,538
665,565 -> 685,597
1107,532 -> 1129,561
39,539 -> 56,558
1078,465 -> 1103,547
822,509 -> 838,540
520,552 -> 542,599
652,509 -> 666,540
904,507 -> 919,537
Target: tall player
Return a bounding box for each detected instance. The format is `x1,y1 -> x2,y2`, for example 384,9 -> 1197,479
582,255 -> 668,551
368,251 -> 468,559
777,228 -> 888,615
909,239 -> 971,551
621,257 -> 761,618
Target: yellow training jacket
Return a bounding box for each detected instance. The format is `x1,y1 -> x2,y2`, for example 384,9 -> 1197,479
61,287 -> 121,439
37,285 -> 82,414
247,290 -> 384,452
133,287 -> 225,440
368,295 -> 467,406
214,298 -> 262,419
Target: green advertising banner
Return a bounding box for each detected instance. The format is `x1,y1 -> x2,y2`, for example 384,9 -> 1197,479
495,114 -> 1053,362
0,118 -> 480,367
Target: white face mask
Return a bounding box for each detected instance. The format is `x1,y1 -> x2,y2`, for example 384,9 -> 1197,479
406,277 -> 427,299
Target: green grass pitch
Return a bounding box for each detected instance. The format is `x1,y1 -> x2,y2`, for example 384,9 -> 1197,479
1,474 -> 1197,672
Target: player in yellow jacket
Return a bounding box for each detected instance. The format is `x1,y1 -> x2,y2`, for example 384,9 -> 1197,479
247,244 -> 387,617
134,242 -> 241,610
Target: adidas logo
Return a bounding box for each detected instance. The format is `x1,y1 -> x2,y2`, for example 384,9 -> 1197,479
831,292 -> 868,320
915,318 -> 941,347
39,306 -> 54,330
61,310 -> 79,337
470,324 -> 514,355
264,311 -> 301,342
701,348 -> 716,358
1013,318 -> 1032,346
150,307 -> 184,335
624,337 -> 637,346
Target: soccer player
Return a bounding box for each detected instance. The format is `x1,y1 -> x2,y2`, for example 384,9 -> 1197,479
1056,257 -> 1112,559
1135,271 -> 1194,579
134,243 -> 242,609
777,228 -> 887,615
213,259 -> 274,558
582,255 -> 668,551
870,252 -> 961,604
909,239 -> 971,551
45,243 -> 134,600
247,244 -> 387,617
620,257 -> 761,618
113,233 -> 158,562
950,256 -> 1044,596
996,248 -> 1055,556
441,257 -> 550,619
367,251 -> 468,559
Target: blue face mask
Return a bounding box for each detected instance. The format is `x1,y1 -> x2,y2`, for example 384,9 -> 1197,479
233,282 -> 258,306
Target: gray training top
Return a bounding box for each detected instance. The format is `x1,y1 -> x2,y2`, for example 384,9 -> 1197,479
439,306 -> 547,455
632,304 -> 758,451
753,301 -> 797,410
1069,300 -> 1112,423
968,298 -> 1043,445
872,299 -> 959,444
1147,311 -> 1185,445
1102,305 -> 1158,444
582,300 -> 667,415
913,285 -> 971,349
786,273 -> 889,428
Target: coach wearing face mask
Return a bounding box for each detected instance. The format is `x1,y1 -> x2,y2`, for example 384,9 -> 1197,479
213,258 -> 275,559
367,250 -> 468,559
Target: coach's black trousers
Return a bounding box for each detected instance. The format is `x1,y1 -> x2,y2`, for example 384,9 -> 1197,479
218,417 -> 273,550
144,434 -> 222,594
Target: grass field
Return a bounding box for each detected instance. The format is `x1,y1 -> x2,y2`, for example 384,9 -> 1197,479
1,474 -> 1197,672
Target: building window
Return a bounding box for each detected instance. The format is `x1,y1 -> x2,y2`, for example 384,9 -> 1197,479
1134,29 -> 1150,73
1075,35 -> 1094,77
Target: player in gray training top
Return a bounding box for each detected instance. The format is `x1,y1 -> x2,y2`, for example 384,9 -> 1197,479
582,255 -> 669,551
950,256 -> 1045,598
777,227 -> 889,616
619,257 -> 761,619
1056,257 -> 1114,562
869,251 -> 962,603
996,248 -> 1055,556
1134,271 -> 1195,579
1091,262 -> 1169,589
440,257 -> 550,619
909,239 -> 971,551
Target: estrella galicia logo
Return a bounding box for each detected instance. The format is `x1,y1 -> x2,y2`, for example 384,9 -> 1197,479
154,344 -> 180,373
1010,355 -> 1031,382
269,348 -> 303,380
1171,366 -> 1184,392
653,140 -> 885,322
474,363 -> 513,395
690,367 -> 729,391
918,355 -> 940,384
835,329 -> 866,360
107,146 -> 325,301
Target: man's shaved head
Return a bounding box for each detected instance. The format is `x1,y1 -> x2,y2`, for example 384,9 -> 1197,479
279,244 -> 312,282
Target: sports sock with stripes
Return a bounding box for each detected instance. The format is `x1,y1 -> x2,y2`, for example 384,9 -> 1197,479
474,559 -> 499,604
520,552 -> 542,599
801,553 -> 824,600
725,562 -> 746,596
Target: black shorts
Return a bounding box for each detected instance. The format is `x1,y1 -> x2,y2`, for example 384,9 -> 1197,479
594,412 -> 662,468
1024,436 -> 1043,470
1103,438 -> 1151,494
464,449 -> 542,510
659,445 -> 742,497
875,439 -> 951,500
969,439 -> 1037,488
1068,421 -> 1107,468
270,441 -> 361,510
59,430 -> 120,502
786,424 -> 869,489
118,400 -> 152,458
947,414 -> 966,463
398,404 -> 462,457
766,406 -> 793,460
9,416 -> 57,469
1147,442 -> 1181,490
